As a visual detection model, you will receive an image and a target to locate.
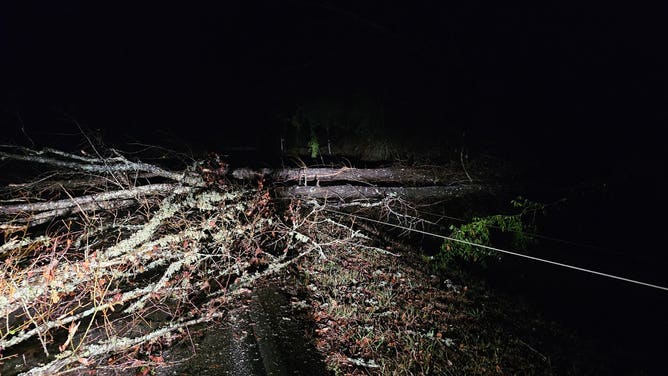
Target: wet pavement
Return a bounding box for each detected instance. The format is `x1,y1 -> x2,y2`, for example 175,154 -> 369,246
157,283 -> 327,376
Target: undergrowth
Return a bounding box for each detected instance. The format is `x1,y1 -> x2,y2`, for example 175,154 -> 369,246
292,226 -> 614,375
437,197 -> 544,268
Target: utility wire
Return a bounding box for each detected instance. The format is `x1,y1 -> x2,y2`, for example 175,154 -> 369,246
325,208 -> 668,292
412,208 -> 625,256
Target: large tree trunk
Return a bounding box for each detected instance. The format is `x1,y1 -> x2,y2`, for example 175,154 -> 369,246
275,185 -> 490,203
233,165 -> 487,204
231,166 -> 470,186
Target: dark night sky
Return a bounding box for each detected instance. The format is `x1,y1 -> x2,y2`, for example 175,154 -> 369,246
1,1 -> 666,174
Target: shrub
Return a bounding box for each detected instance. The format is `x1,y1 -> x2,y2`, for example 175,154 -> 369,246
437,197 -> 544,267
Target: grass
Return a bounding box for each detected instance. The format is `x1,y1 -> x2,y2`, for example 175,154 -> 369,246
283,240 -> 622,375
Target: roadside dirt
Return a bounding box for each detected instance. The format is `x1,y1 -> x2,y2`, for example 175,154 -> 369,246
285,239 -> 622,375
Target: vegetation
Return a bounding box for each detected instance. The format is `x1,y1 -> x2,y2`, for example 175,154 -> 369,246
307,133 -> 320,158
290,216 -> 615,375
437,197 -> 544,267
284,94 -> 387,159
0,144 -> 363,375
0,142 -> 637,375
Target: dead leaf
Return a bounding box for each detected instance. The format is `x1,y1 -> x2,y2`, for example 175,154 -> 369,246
77,357 -> 90,366
51,290 -> 60,304
149,355 -> 164,363
59,321 -> 81,352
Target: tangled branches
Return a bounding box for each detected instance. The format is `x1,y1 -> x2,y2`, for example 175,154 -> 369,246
0,145 -> 344,375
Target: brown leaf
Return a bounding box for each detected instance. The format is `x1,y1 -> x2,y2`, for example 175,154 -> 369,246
149,355 -> 164,363
51,290 -> 60,304
77,357 -> 90,365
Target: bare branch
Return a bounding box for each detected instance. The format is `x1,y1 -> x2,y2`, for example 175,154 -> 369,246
0,184 -> 186,215
0,146 -> 200,184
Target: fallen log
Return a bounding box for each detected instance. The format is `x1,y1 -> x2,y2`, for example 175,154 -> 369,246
231,166 -> 468,185
274,184 -> 491,203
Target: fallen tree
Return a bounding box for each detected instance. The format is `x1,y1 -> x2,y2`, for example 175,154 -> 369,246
0,144 -> 479,375
231,165 -> 470,186
275,184 -> 491,203
0,145 -> 376,375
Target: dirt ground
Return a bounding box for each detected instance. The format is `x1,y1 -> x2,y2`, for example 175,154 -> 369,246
284,240 -> 636,375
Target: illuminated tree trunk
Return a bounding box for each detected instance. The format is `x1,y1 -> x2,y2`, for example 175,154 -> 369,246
231,166 -> 471,186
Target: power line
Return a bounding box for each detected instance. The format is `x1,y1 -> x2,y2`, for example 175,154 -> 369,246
325,208 -> 668,292
412,208 -> 625,256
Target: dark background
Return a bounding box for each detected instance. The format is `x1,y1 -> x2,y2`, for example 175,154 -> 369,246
1,2 -> 667,372
1,2 -> 666,257
1,2 -> 665,172
2,0 -> 666,255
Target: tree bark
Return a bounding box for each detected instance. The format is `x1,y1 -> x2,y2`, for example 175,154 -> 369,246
231,166 -> 468,185
0,184 -> 185,214
275,185 -> 490,202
